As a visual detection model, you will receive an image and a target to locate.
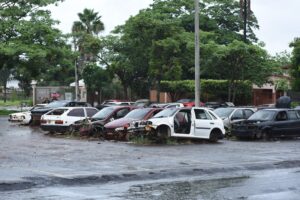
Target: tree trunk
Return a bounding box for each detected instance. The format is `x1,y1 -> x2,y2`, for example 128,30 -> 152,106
123,85 -> 128,100
156,78 -> 161,103
228,82 -> 232,102
232,81 -> 237,104
3,83 -> 7,103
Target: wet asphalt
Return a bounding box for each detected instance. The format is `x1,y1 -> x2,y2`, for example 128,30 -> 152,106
1,116 -> 300,199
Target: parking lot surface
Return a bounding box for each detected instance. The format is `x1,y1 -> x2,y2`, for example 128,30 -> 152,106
1,116 -> 300,199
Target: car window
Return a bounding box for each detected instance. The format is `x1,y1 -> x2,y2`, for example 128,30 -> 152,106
194,109 -> 212,120
244,109 -> 254,119
232,109 -> 243,120
214,108 -> 234,118
275,111 -> 288,121
115,108 -> 130,118
208,111 -> 218,120
248,110 -> 276,121
93,107 -> 115,120
67,108 -> 85,117
46,109 -> 68,116
287,110 -> 299,120
86,108 -> 98,117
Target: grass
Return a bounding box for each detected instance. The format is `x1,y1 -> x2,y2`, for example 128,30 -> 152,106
0,110 -> 18,116
0,99 -> 32,107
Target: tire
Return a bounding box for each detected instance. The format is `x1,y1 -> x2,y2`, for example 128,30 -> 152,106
261,130 -> 269,141
68,125 -> 75,134
157,126 -> 171,139
209,130 -> 220,143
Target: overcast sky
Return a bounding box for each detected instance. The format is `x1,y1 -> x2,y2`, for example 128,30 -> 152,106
48,0 -> 300,56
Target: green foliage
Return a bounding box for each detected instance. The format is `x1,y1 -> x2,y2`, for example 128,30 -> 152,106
0,0 -> 74,92
161,79 -> 252,105
290,38 -> 300,91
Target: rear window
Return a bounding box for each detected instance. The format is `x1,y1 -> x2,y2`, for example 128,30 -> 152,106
67,108 -> 85,117
86,108 -> 98,117
46,109 -> 68,116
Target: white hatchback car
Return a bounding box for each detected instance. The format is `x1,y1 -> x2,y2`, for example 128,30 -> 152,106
146,107 -> 225,142
8,104 -> 47,125
40,107 -> 98,133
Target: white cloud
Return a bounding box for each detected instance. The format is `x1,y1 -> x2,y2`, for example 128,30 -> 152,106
48,0 -> 300,55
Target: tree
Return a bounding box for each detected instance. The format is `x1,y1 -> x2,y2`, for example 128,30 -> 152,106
204,40 -> 273,102
290,38 -> 300,91
109,0 -> 260,101
0,0 -> 74,96
82,63 -> 110,105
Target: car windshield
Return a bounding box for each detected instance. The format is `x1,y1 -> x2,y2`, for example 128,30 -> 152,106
92,107 -> 115,120
248,110 -> 276,121
152,108 -> 177,118
176,99 -> 192,103
214,108 -> 235,118
46,101 -> 68,108
125,108 -> 151,120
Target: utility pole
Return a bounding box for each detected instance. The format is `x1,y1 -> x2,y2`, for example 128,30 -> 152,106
74,59 -> 79,101
194,0 -> 200,107
240,0 -> 251,42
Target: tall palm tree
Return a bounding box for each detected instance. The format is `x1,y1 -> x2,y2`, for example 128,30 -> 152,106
72,9 -> 104,103
72,8 -> 105,68
72,8 -> 104,36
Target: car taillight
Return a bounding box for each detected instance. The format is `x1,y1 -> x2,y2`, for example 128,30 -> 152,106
55,120 -> 64,124
40,120 -> 47,124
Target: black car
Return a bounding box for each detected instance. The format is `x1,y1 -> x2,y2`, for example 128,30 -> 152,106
30,100 -> 91,125
232,109 -> 300,139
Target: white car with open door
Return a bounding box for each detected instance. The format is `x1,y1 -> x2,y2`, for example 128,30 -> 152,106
40,107 -> 98,133
145,107 -> 225,142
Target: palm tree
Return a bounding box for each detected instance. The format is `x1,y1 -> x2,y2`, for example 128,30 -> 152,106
72,8 -> 104,36
72,8 -> 105,70
72,9 -> 105,104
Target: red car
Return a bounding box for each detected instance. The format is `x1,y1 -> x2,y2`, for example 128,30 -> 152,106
104,108 -> 163,138
71,106 -> 137,136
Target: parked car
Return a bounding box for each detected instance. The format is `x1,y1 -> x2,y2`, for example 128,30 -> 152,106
8,104 -> 47,125
71,106 -> 137,135
213,107 -> 256,133
30,100 -> 91,125
205,102 -> 234,109
145,107 -> 225,142
176,99 -> 205,107
104,108 -> 163,137
96,101 -> 133,110
133,99 -> 153,107
231,109 -> 300,139
40,107 -> 99,133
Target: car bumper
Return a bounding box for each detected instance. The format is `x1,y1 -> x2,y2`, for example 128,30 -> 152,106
40,125 -> 69,132
231,129 -> 258,138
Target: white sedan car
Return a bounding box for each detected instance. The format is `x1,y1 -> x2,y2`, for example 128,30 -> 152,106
146,107 -> 225,142
8,104 -> 47,125
40,107 -> 98,133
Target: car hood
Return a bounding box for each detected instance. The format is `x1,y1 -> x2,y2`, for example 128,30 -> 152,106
31,108 -> 52,114
104,118 -> 134,129
11,111 -> 30,116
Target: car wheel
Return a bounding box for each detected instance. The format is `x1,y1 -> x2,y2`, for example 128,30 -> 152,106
209,130 -> 220,143
261,130 -> 270,141
157,126 -> 171,139
68,125 -> 75,134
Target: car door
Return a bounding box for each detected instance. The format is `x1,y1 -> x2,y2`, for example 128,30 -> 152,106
230,109 -> 244,125
286,110 -> 300,136
193,108 -> 213,138
66,108 -> 86,125
271,111 -> 290,137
